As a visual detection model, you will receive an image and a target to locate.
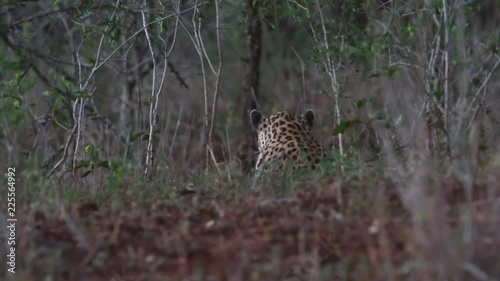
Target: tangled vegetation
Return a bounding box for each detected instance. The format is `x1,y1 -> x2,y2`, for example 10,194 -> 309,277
0,0 -> 499,280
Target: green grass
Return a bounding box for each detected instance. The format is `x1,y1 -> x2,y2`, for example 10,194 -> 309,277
2,150 -> 499,281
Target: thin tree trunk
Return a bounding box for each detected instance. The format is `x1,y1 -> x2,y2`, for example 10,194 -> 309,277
239,0 -> 262,174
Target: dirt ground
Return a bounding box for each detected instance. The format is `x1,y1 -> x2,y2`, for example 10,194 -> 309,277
9,177 -> 499,281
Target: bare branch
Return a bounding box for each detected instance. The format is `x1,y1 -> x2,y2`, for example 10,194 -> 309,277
208,0 -> 224,170
142,9 -> 158,181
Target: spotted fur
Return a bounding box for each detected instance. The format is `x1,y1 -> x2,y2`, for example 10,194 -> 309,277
250,109 -> 323,172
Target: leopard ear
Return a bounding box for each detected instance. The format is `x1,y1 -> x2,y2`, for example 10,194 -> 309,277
250,109 -> 263,127
303,109 -> 314,129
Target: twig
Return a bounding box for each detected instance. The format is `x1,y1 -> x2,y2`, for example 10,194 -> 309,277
169,104 -> 183,158
442,0 -> 450,136
95,3 -> 207,71
48,124 -> 77,176
48,0 -> 121,176
190,1 -> 210,171
71,98 -> 84,175
58,203 -> 90,251
208,0 -> 224,172
462,262 -> 499,281
251,152 -> 287,189
291,46 -> 307,107
144,12 -> 172,180
142,9 -> 158,181
466,56 -> 500,123
291,0 -> 344,164
314,0 -> 344,171
207,145 -> 221,173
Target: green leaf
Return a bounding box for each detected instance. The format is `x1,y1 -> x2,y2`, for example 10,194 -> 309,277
431,0 -> 443,10
387,64 -> 399,77
354,98 -> 368,108
434,89 -> 444,99
97,160 -> 110,169
130,131 -> 147,142
53,108 -> 70,126
472,76 -> 481,87
80,170 -> 93,178
375,110 -> 387,120
74,91 -> 92,99
87,56 -> 96,65
384,120 -> 392,129
332,119 -> 363,135
84,144 -> 99,160
12,96 -> 22,109
73,160 -> 92,169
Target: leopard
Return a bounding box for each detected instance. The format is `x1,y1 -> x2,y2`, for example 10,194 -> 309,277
250,109 -> 323,173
